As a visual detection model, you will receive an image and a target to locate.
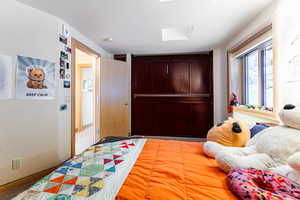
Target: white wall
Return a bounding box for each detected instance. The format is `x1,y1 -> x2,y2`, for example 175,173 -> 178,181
213,48 -> 227,123
220,0 -> 300,124
0,0 -> 110,185
212,3 -> 275,123
273,0 -> 300,108
225,5 -> 274,50
226,0 -> 300,110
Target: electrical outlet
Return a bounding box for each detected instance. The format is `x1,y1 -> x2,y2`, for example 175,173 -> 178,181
12,159 -> 22,170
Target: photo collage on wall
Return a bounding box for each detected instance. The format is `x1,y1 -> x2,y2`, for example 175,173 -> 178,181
59,24 -> 71,89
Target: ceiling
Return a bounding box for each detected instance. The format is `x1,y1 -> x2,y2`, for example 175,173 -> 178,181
18,0 -> 272,55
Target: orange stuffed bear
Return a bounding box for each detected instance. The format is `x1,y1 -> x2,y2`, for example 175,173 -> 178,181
207,119 -> 250,147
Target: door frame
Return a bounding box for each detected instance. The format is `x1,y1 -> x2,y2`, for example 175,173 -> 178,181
71,38 -> 101,157
76,64 -> 94,133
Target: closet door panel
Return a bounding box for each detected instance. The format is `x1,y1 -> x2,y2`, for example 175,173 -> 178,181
133,63 -> 152,93
191,102 -> 213,138
168,62 -> 190,94
132,101 -> 154,135
173,102 -> 192,135
190,61 -> 211,94
153,102 -> 176,136
150,62 -> 169,93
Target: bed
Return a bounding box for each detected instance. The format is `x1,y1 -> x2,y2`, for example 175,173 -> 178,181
14,139 -> 237,200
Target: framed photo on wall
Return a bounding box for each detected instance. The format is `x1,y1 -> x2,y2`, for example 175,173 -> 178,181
15,56 -> 56,100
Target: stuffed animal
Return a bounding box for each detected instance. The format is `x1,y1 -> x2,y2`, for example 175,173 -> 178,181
279,104 -> 300,130
203,104 -> 300,184
270,152 -> 300,185
27,68 -> 47,89
204,119 -> 250,157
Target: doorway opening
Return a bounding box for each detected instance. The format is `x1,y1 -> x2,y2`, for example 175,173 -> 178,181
71,38 -> 101,157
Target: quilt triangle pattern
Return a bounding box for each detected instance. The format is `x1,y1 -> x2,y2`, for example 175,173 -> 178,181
72,185 -> 102,198
63,177 -> 78,185
63,161 -> 73,167
47,194 -> 72,200
104,159 -> 113,164
113,155 -> 121,159
50,175 -> 65,183
59,184 -> 74,194
20,139 -> 142,199
44,183 -> 62,194
105,166 -> 116,172
72,163 -> 83,169
120,144 -> 129,149
73,187 -> 89,197
59,185 -> 75,196
114,159 -> 123,165
55,168 -> 69,175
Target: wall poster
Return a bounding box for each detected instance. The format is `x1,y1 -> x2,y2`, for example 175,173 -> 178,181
0,54 -> 13,99
16,56 -> 56,100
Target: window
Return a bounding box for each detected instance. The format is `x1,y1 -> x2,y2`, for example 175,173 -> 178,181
243,40 -> 273,108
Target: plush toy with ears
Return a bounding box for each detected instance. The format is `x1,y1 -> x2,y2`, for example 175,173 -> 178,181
204,104 -> 300,184
271,152 -> 300,185
204,119 -> 250,157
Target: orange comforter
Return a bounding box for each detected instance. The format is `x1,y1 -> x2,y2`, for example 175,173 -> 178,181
116,139 -> 237,200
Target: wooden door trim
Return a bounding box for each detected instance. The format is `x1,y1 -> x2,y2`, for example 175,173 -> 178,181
71,38 -> 101,157
78,64 -> 93,68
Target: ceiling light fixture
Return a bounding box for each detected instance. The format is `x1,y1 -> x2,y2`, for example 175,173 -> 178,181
160,0 -> 174,2
103,37 -> 113,42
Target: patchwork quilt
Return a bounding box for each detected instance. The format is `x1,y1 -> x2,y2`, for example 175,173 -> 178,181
14,139 -> 146,200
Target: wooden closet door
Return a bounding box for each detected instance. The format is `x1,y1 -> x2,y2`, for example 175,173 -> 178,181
133,62 -> 169,93
150,62 -> 169,93
168,62 -> 190,94
190,60 -> 211,94
133,62 -> 151,93
132,54 -> 213,138
100,59 -> 129,138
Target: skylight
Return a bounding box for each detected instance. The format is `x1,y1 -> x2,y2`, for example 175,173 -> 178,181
162,26 -> 194,41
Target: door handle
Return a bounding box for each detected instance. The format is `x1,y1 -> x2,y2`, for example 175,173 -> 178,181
124,103 -> 128,106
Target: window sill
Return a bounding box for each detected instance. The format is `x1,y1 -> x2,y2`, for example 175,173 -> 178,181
233,106 -> 279,122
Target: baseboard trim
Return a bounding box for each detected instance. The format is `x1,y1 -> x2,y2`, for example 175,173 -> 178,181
0,156 -> 73,194
0,167 -> 57,193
